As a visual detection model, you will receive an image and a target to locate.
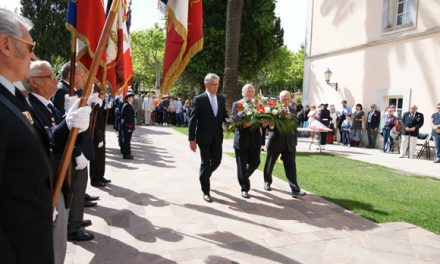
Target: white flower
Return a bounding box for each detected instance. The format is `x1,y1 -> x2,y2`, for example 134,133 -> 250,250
246,111 -> 253,116
272,109 -> 278,115
243,103 -> 249,108
244,107 -> 249,112
264,106 -> 271,113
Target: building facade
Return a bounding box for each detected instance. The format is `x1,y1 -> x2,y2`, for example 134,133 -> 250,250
302,0 -> 439,131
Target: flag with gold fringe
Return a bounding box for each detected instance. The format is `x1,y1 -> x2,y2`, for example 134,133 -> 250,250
160,0 -> 203,95
66,0 -> 107,82
106,0 -> 134,96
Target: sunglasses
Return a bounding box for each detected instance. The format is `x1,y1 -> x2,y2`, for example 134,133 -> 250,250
11,35 -> 36,53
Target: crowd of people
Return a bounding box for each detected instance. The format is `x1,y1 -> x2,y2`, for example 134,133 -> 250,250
1,8 -> 440,264
295,99 -> 440,162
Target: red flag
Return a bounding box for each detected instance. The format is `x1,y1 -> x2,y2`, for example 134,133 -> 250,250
169,0 -> 203,91
66,0 -> 106,82
106,0 -> 133,96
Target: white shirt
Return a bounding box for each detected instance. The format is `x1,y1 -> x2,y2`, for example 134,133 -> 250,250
29,92 -> 54,113
206,91 -> 217,116
0,75 -> 16,96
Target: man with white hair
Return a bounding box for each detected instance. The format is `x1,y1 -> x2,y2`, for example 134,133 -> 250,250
0,9 -> 90,263
400,104 -> 424,158
263,90 -> 306,198
24,60 -> 70,264
189,73 -> 228,202
232,84 -> 263,198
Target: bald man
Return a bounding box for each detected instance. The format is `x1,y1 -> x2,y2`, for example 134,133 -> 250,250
400,104 -> 424,158
263,91 -> 306,198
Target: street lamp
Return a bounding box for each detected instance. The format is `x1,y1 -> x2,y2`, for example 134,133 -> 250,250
324,68 -> 338,91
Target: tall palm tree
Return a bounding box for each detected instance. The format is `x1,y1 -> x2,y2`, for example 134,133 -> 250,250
223,0 -> 243,109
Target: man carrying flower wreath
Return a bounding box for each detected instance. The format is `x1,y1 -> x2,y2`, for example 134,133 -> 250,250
263,90 -> 306,198
232,84 -> 267,199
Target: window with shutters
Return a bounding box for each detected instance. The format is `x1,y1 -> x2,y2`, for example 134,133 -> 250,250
382,0 -> 418,32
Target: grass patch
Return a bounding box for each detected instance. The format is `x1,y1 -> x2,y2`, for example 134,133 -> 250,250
251,152 -> 440,234
172,126 -> 234,139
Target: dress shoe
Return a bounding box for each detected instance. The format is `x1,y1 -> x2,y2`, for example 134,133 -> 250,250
241,191 -> 250,199
203,194 -> 212,203
91,181 -> 106,187
123,154 -> 134,159
68,229 -> 94,241
264,183 -> 272,191
434,159 -> 440,163
84,200 -> 97,207
292,191 -> 307,198
85,194 -> 100,201
81,219 -> 92,227
101,177 -> 111,183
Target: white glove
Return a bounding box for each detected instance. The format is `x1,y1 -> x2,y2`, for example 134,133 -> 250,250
66,99 -> 92,133
98,141 -> 104,148
64,94 -> 79,114
88,92 -> 103,107
75,153 -> 88,170
105,102 -> 112,109
53,208 -> 58,222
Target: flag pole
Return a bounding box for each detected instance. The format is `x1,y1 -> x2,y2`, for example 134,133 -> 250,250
69,32 -> 77,96
52,0 -> 121,212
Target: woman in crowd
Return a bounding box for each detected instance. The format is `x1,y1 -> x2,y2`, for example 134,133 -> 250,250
382,107 -> 397,152
352,103 -> 365,147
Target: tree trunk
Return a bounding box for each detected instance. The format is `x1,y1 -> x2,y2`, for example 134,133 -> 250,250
223,0 -> 243,111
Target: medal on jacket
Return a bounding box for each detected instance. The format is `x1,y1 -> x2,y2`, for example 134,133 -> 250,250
22,111 -> 34,125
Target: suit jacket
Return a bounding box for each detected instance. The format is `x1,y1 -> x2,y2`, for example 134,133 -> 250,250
267,106 -> 298,153
52,80 -> 69,116
188,92 -> 228,144
401,111 -> 424,137
231,100 -> 261,150
319,108 -> 331,127
366,110 -> 381,129
0,84 -> 54,263
121,102 -> 135,130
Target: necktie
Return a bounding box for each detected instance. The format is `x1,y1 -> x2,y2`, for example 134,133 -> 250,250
47,103 -> 62,123
210,94 -> 218,117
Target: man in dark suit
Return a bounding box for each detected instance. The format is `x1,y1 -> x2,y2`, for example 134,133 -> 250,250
400,104 -> 424,158
366,104 -> 381,148
53,62 -> 73,116
121,92 -> 136,159
25,60 -> 77,264
232,84 -> 262,198
189,73 -> 228,202
263,91 -> 306,198
0,10 -> 90,263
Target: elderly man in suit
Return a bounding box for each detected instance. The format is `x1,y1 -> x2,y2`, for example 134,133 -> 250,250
24,60 -> 73,264
366,104 -> 381,148
232,84 -> 262,198
400,104 -> 424,159
263,90 -> 306,198
189,73 -> 228,202
0,9 -> 90,263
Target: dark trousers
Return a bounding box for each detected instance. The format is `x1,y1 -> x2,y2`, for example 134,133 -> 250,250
320,132 -> 327,145
198,141 -> 222,194
263,149 -> 300,192
234,147 -> 261,192
383,128 -> 394,152
261,128 -> 267,146
90,144 -> 105,184
122,129 -> 133,156
367,127 -> 378,148
68,167 -> 88,233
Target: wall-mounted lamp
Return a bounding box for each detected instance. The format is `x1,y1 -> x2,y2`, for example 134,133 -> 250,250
324,68 -> 338,91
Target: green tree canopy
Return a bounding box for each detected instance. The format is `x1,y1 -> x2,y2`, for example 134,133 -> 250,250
181,0 -> 283,93
130,23 -> 165,93
20,0 -> 70,60
256,44 -> 304,96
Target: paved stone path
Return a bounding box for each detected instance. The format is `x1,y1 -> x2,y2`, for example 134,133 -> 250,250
65,125 -> 440,264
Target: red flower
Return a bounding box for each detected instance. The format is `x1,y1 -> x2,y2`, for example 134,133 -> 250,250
256,106 -> 265,113
268,100 -> 277,106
